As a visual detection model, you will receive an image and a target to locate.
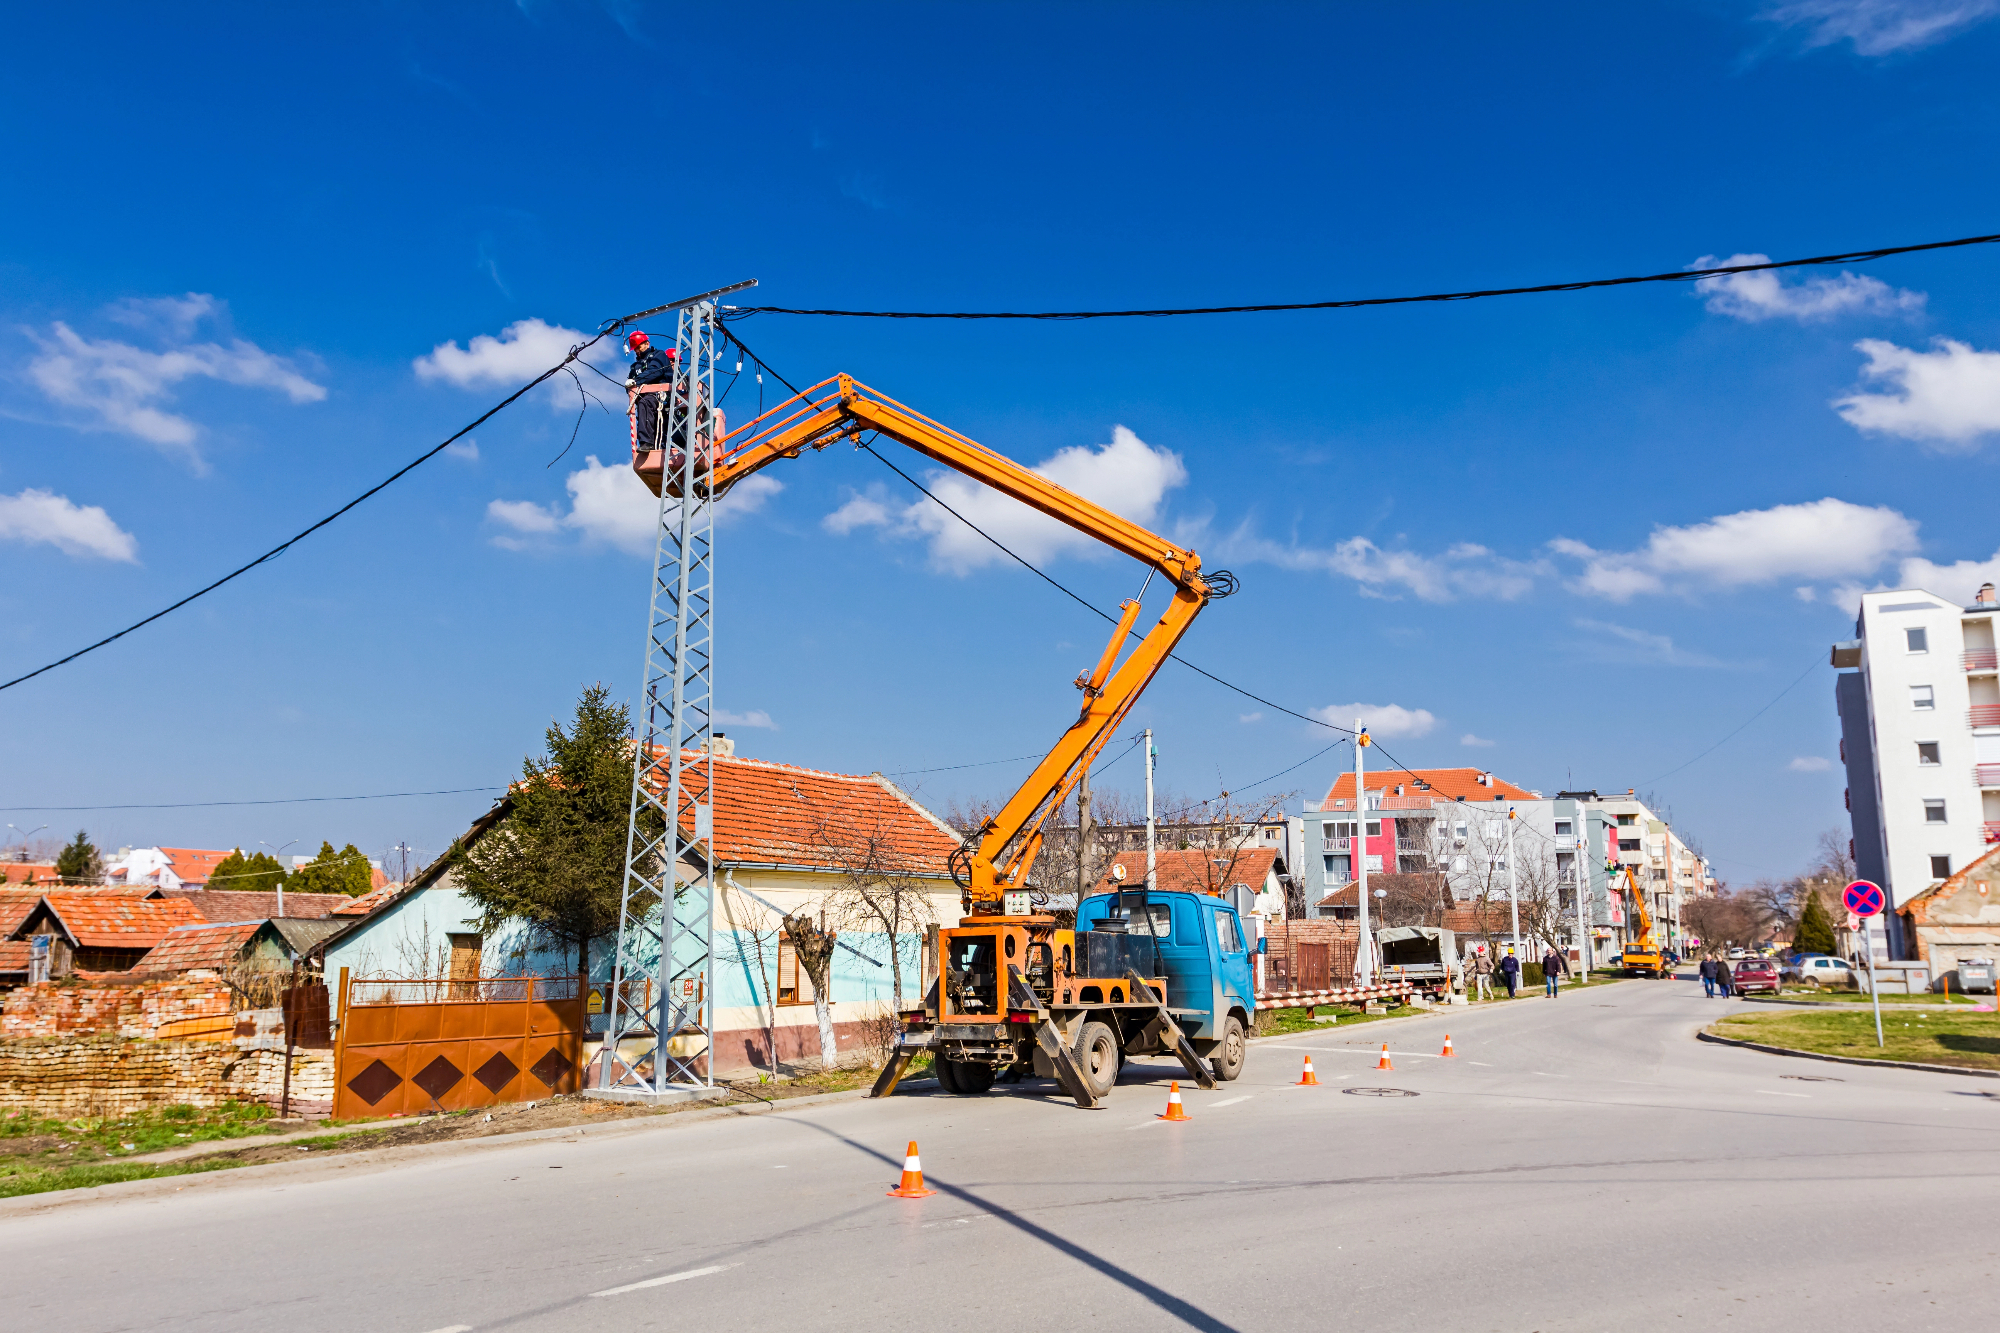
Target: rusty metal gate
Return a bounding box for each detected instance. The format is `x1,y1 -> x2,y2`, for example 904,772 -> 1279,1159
333,971 -> 583,1120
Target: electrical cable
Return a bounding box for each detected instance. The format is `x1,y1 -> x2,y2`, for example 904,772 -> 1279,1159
0,786 -> 505,812
0,332 -> 613,695
1232,738 -> 1351,794
725,230 -> 2000,320
1634,655 -> 1823,788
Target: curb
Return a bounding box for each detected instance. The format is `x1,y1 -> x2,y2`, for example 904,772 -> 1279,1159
1695,1028 -> 2000,1079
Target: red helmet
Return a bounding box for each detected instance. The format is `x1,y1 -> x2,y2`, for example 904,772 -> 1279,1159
625,330 -> 649,351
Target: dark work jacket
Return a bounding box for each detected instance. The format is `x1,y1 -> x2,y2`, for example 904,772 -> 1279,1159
1714,962 -> 1733,985
1699,959 -> 1716,979
1543,952 -> 1563,977
627,346 -> 675,388
1498,955 -> 1519,978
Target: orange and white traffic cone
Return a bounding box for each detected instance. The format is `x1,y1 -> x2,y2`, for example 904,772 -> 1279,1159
1297,1056 -> 1319,1086
1441,1034 -> 1456,1058
887,1140 -> 936,1198
1158,1080 -> 1191,1121
1375,1043 -> 1394,1071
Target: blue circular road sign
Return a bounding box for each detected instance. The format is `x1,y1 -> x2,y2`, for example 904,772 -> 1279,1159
1844,880 -> 1885,918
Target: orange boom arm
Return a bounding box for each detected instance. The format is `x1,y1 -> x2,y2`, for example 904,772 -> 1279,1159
635,374 -> 1232,909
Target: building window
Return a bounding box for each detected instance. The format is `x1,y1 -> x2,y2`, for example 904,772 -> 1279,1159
776,935 -> 819,1006
1554,820 -> 1572,837
1619,838 -> 1641,852
1325,855 -> 1351,884
1364,854 -> 1384,872
1617,814 -> 1637,827
1907,627 -> 1929,653
1930,854 -> 1952,878
1924,799 -> 1947,823
1911,685 -> 1935,710
1365,820 -> 1382,837
1917,742 -> 1940,765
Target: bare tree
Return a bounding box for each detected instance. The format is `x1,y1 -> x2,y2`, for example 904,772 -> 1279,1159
782,911 -> 841,1069
803,800 -> 939,1010
719,888 -> 786,1075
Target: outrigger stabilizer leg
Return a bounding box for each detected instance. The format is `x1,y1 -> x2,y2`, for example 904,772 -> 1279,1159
1008,966 -> 1102,1109
1125,967 -> 1217,1089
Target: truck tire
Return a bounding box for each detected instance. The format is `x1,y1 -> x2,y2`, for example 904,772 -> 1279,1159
1211,1015 -> 1246,1082
951,1059 -> 995,1095
931,1052 -> 963,1094
1073,1021 -> 1120,1099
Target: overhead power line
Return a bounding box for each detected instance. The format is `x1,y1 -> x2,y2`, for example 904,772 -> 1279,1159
726,229 -> 2000,320
0,786 -> 504,813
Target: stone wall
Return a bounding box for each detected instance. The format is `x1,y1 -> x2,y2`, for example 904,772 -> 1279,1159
0,1037 -> 334,1118
0,974 -> 233,1040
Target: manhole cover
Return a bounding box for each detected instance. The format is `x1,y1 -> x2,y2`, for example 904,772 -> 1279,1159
1343,1086 -> 1420,1097
1781,1074 -> 1843,1082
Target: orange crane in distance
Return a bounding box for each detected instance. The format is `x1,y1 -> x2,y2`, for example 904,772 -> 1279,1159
632,373 -> 1237,911
1611,862 -> 1668,978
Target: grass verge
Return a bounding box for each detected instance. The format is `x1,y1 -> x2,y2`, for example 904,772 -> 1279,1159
0,1157 -> 243,1200
1713,1008 -> 2000,1071
1255,1004 -> 1428,1037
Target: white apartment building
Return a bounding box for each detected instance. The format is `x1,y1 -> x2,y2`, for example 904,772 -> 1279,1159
1833,582 -> 2000,957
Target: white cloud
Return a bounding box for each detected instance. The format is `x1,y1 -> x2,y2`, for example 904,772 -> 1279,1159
1314,702 -> 1437,739
1889,546 -> 2000,603
1573,618 -> 1735,668
1207,522 -> 1545,603
1833,338 -> 2000,448
1238,712 -> 1263,724
825,426 -> 1187,573
715,709 -> 779,731
23,295 -> 325,464
1789,755 -> 1834,772
487,456 -> 782,554
0,488 -> 138,562
1460,734 -> 1495,748
1553,498 -> 1919,601
414,318 -> 589,388
1691,252 -> 1923,322
1762,0 -> 2000,54
445,439 -> 480,462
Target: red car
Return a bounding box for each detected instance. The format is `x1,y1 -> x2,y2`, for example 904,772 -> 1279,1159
1730,956 -> 1781,996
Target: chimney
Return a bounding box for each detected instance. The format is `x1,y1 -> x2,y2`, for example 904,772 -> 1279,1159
1979,582 -> 1997,606
708,732 -> 736,758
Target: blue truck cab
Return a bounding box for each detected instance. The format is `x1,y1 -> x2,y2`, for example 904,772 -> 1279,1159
1074,889 -> 1256,1049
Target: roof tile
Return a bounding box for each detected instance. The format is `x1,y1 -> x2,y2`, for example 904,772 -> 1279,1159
134,921 -> 267,974
1322,767 -> 1536,808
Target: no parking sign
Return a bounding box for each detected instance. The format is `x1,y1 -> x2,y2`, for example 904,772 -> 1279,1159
1843,880 -> 1885,918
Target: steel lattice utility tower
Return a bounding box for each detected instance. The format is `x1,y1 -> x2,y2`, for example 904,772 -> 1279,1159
598,291 -> 733,1098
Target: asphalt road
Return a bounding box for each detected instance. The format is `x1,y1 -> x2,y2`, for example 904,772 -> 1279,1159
6,976 -> 1997,1332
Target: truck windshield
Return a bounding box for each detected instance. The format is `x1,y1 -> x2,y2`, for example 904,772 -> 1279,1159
1212,908 -> 1243,954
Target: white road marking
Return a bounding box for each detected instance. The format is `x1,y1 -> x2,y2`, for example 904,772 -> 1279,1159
417,1326 -> 472,1333
1468,1061 -> 1495,1067
1757,1090 -> 1809,1099
1212,1095 -> 1253,1107
1285,1046 -> 1440,1059
592,1263 -> 736,1296
1126,1119 -> 1160,1130
1533,1072 -> 1566,1078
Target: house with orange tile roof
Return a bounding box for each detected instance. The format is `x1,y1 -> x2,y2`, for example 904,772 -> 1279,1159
105,846 -> 235,891
134,919 -> 292,978
1,862 -> 60,887
318,745 -> 966,1075
7,889 -> 209,975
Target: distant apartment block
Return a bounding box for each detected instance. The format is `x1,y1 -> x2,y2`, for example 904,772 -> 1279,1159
1833,581 -> 2000,957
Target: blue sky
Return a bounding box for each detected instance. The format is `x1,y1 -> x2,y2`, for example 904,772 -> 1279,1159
5,1 -> 2000,885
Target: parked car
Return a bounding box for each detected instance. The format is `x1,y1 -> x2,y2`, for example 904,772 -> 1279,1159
1730,956 -> 1781,996
1782,954 -> 1855,989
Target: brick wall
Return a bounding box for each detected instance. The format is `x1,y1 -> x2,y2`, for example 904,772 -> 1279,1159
0,973 -> 234,1040
0,1037 -> 334,1118
1262,918 -> 1361,990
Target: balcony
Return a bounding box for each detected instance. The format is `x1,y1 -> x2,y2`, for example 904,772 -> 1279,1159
1978,765 -> 2000,789
1971,705 -> 2000,729
1967,649 -> 1999,672
1985,821 -> 2000,846
1321,836 -> 1351,851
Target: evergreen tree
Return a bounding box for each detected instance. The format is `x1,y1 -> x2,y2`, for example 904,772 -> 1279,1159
451,683 -> 660,980
206,848 -> 290,894
55,830 -> 102,884
1794,888 -> 1837,956
290,841 -> 376,897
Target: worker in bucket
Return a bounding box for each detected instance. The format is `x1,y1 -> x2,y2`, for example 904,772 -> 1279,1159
625,330 -> 678,455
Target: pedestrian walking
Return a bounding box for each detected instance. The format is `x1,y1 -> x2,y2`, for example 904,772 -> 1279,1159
1472,947 -> 1494,1000
1499,948 -> 1520,999
1714,958 -> 1734,998
1542,946 -> 1563,998
1699,956 -> 1717,998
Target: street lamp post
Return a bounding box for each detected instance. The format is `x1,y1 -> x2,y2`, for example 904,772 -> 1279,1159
261,839 -> 299,917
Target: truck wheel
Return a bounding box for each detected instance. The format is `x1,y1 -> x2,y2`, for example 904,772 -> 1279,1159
1211,1015 -> 1246,1082
952,1059 -> 995,1095
931,1053 -> 963,1094
1073,1021 -> 1121,1098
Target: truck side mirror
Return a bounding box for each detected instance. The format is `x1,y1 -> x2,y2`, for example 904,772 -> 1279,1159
1257,937 -> 1268,955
